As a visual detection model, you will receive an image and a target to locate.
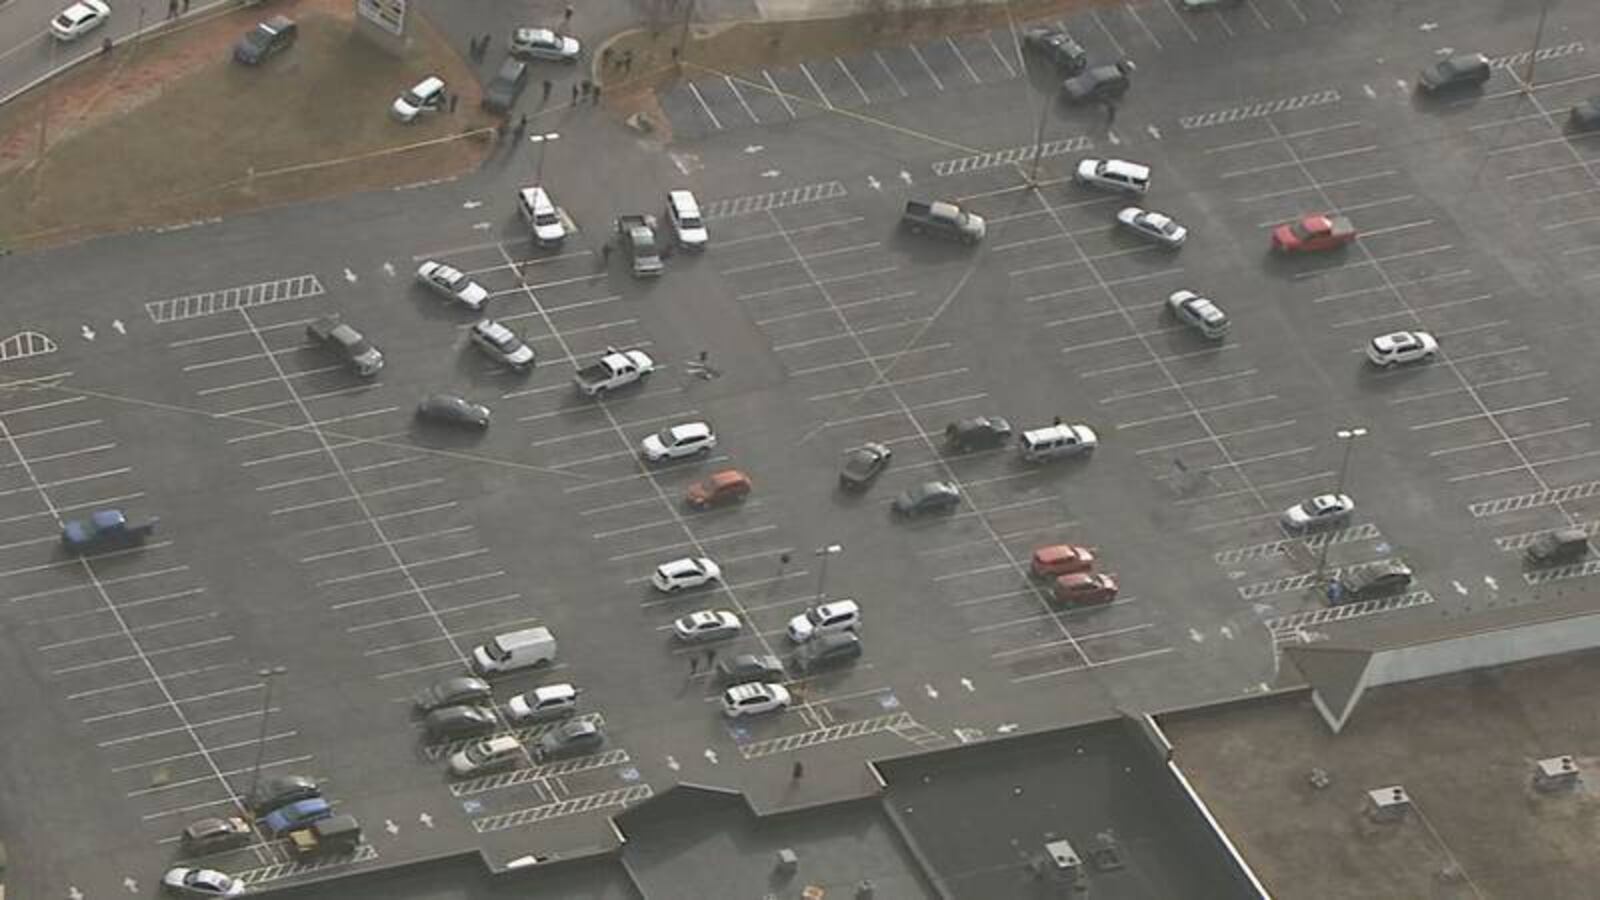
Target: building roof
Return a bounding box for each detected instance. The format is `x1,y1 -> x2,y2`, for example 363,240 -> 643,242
1293,590 -> 1600,652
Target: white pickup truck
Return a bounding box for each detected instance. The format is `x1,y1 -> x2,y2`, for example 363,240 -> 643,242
573,347 -> 655,396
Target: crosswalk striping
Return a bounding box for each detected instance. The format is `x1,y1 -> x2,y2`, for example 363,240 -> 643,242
1179,89 -> 1341,130
738,712 -> 912,759
1470,480 -> 1600,517
701,181 -> 847,221
145,274 -> 325,324
1214,523 -> 1380,566
1265,591 -> 1434,645
931,136 -> 1095,177
472,784 -> 653,833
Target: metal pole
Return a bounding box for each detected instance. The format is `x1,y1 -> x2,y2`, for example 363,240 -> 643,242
814,544 -> 841,601
1523,0 -> 1552,91
1313,428 -> 1366,590
246,666 -> 286,804
530,133 -> 559,184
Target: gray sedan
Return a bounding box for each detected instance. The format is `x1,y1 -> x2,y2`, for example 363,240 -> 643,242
416,393 -> 490,429
1116,207 -> 1187,248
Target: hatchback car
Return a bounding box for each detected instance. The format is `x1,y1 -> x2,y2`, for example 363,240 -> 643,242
161,867 -> 245,897
1526,527 -> 1590,566
652,556 -> 722,592
392,75 -> 445,122
1282,494 -> 1354,531
686,469 -> 751,509
248,774 -> 320,815
1366,331 -> 1438,367
482,58 -> 530,114
469,319 -> 535,370
1052,572 -> 1119,606
790,631 -> 863,675
416,260 -> 489,310
412,676 -> 493,713
788,598 -> 861,643
1335,561 -> 1413,602
716,653 -> 786,685
839,442 -> 892,490
642,422 -> 715,462
416,393 -> 491,429
722,682 -> 792,717
180,816 -> 253,855
51,0 -> 109,41
1418,53 -> 1491,94
893,481 -> 962,517
1074,158 -> 1150,195
1021,25 -> 1087,73
1117,206 -> 1187,248
1062,63 -> 1130,103
423,704 -> 497,740
538,719 -> 605,760
234,15 -> 296,65
448,735 -> 524,777
509,27 -> 580,61
945,416 -> 1012,451
506,683 -> 579,723
1030,544 -> 1095,578
673,609 -> 742,642
1271,214 -> 1356,253
1167,290 -> 1228,339
261,797 -> 333,834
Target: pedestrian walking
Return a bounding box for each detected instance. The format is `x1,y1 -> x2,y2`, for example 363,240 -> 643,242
593,85 -> 602,104
1104,101 -> 1117,126
705,649 -> 717,669
542,79 -> 553,101
181,0 -> 190,13
581,79 -> 593,97
518,113 -> 528,131
792,761 -> 804,780
601,242 -> 613,264
602,47 -> 614,69
563,5 -> 574,23
448,93 -> 458,114
572,83 -> 580,102
623,50 -> 635,73
166,0 -> 177,19
100,36 -> 112,56
1053,415 -> 1062,426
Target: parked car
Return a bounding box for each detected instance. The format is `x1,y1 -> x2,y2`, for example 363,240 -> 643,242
261,797 -> 333,835
161,867 -> 245,897
1366,330 -> 1438,367
1335,561 -> 1413,602
1030,544 -> 1094,578
788,599 -> 861,643
518,185 -> 567,246
722,682 -> 792,717
509,27 -> 580,61
1052,572 -> 1119,606
423,704 -> 497,740
673,609 -> 742,642
666,189 -> 708,249
945,416 -> 1012,451
392,75 -> 446,122
469,319 -> 535,370
306,315 -> 383,376
1062,63 -> 1130,103
416,393 -> 491,429
248,774 -> 320,815
448,735 -> 523,778
416,260 -> 488,310
1526,527 -> 1590,566
789,631 -> 863,675
652,556 -> 722,592
1282,494 -> 1354,531
901,199 -> 986,244
412,676 -> 492,713
893,481 -> 961,517
482,58 -> 530,114
1167,290 -> 1228,339
838,442 -> 892,490
1117,206 -> 1187,248
1271,214 -> 1356,253
1571,96 -> 1600,130
61,508 -> 155,553
1074,158 -> 1150,195
180,817 -> 252,855
50,0 -> 109,41
1418,53 -> 1491,93
537,719 -> 604,760
1021,25 -> 1086,73
506,683 -> 579,723
642,422 -> 715,462
716,653 -> 785,686
687,469 -> 752,509
234,15 -> 296,65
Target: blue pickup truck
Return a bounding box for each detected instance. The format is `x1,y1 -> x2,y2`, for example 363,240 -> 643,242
61,509 -> 157,553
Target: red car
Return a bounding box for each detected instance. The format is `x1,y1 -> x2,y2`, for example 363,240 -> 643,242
1052,572 -> 1118,607
1030,544 -> 1095,578
1271,214 -> 1356,253
686,469 -> 751,509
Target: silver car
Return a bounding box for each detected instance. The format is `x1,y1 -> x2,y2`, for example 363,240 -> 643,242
672,609 -> 741,642
416,260 -> 488,310
1167,290 -> 1228,339
1116,206 -> 1187,248
510,27 -> 580,61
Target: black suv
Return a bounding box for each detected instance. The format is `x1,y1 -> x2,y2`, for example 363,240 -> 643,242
945,416 -> 1012,451
1021,26 -> 1086,75
482,58 -> 530,114
790,632 -> 863,675
1062,63 -> 1131,104
234,15 -> 297,65
1418,53 -> 1491,94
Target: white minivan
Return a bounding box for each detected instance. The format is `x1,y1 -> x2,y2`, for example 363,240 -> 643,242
471,626 -> 557,675
392,75 -> 446,123
666,190 -> 708,250
518,186 -> 567,246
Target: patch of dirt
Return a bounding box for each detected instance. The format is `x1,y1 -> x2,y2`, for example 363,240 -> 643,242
0,0 -> 494,250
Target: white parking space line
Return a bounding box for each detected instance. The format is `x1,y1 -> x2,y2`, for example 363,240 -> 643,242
761,69 -> 799,118
0,395 -> 84,416
6,418 -> 101,440
1207,122 -> 1364,155
1396,372 -> 1547,407
197,365 -> 342,396
5,564 -> 182,605
1124,4 -> 1163,50
719,216 -> 865,249
773,318 -> 935,352
1254,195 -> 1415,229
836,57 -> 871,104
807,368 -> 968,402
820,394 -> 987,429
52,635 -> 235,676
757,290 -> 918,325
870,51 -> 908,97
330,570 -> 504,611
721,241 -> 879,275
1236,170 -> 1397,203
945,36 -> 982,83
685,81 -> 723,130
1410,397 -> 1567,431
1117,394 -> 1278,429
529,410 -> 695,445
1136,420 -> 1298,456
1429,422 -> 1592,457
1293,244 -> 1454,280
736,266 -> 898,301
1450,448 -> 1600,483
984,30 -> 1017,78
907,44 -> 945,91
316,549 -> 488,587
1084,346 -> 1239,378
1157,0 -> 1199,42
791,343 -> 954,377
1061,327 -> 1185,355
300,526 -> 474,563
1221,145 -> 1377,179
1100,369 -> 1259,404
41,587 -> 206,627
1434,319 -> 1508,340
725,74 -> 760,123
797,62 -> 835,109
607,525 -> 780,563
40,611 -> 218,654
1312,268 -> 1472,304
1334,293 -> 1491,328
1090,9 -> 1126,58
270,477 -> 444,516
364,616 -> 541,656
0,466 -> 129,498
1447,345 -> 1528,365
305,500 -> 457,536
1544,213 -> 1600,231
1028,268 -> 1185,308
258,455 -> 423,493
1358,219 -> 1433,239
1507,159 -> 1600,182
79,680 -> 256,724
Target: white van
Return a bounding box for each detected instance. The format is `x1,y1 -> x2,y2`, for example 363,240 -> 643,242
518,186 -> 567,246
1019,423 -> 1098,462
392,75 -> 445,123
472,626 -> 557,675
666,190 -> 708,250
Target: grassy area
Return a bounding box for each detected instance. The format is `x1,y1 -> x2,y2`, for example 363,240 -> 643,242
0,7 -> 492,248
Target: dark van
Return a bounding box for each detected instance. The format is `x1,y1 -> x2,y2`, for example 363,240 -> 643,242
1525,528 -> 1589,566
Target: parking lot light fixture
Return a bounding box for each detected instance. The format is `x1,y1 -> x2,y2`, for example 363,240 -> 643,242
1316,427 -> 1369,590
528,132 -> 560,184
246,665 -> 288,805
814,543 -> 843,601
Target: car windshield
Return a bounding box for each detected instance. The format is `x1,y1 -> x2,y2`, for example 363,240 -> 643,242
678,213 -> 703,229
484,639 -> 510,662
402,90 -> 427,107
439,269 -> 465,287
465,742 -> 498,763
1288,221 -> 1316,240
534,211 -> 559,226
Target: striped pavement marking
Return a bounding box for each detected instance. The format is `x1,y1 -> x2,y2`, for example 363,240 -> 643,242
1470,479 -> 1600,518
0,331 -> 57,363
1179,89 -> 1341,130
237,842 -> 378,887
1523,558 -> 1600,586
701,181 -> 847,221
1213,523 -> 1381,566
472,784 -> 653,833
145,274 -> 325,324
737,711 -> 913,759
1492,41 -> 1584,70
931,135 -> 1095,177
1266,591 -> 1434,645
1495,520 -> 1599,551
449,749 -> 630,797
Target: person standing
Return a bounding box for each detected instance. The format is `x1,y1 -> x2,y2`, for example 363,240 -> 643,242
542,79 -> 553,102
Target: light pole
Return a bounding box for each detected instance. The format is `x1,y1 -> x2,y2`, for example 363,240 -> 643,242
1315,427 -> 1367,593
246,666 -> 287,804
528,132 -> 560,184
814,544 -> 842,601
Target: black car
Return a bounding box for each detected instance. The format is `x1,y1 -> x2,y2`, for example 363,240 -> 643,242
716,653 -> 786,686
180,816 -> 253,854
892,481 -> 962,517
538,719 -> 604,760
423,704 -> 497,740
248,774 -> 320,815
1571,97 -> 1600,131
1525,527 -> 1589,566
1062,63 -> 1130,104
790,631 -> 862,675
1418,53 -> 1491,94
945,416 -> 1012,451
482,58 -> 530,114
838,442 -> 892,490
1334,561 -> 1413,604
412,676 -> 492,713
233,15 -> 296,65
416,393 -> 491,429
1021,25 -> 1086,74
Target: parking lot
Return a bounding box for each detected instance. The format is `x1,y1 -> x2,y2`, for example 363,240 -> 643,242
6,0 -> 1600,894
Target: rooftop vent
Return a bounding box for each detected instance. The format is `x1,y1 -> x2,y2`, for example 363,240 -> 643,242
1533,755 -> 1579,793
1365,785 -> 1411,823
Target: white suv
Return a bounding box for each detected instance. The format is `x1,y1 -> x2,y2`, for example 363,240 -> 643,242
787,599 -> 861,643
518,186 -> 567,246
652,557 -> 722,592
667,190 -> 708,250
641,422 -> 715,462
722,682 -> 791,717
1074,158 -> 1151,195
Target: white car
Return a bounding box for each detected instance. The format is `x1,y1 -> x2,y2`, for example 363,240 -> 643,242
416,261 -> 488,310
1074,158 -> 1150,194
1367,330 -> 1437,367
1167,290 -> 1228,339
506,683 -> 579,723
641,422 -> 715,462
673,609 -> 741,642
1281,493 -> 1354,531
652,557 -> 722,592
447,735 -> 523,777
722,682 -> 792,717
510,27 -> 581,61
469,319 -> 535,370
51,0 -> 109,41
392,75 -> 445,122
667,190 -> 708,250
517,186 -> 567,246
1117,206 -> 1187,248
160,867 -> 245,898
787,599 -> 861,643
